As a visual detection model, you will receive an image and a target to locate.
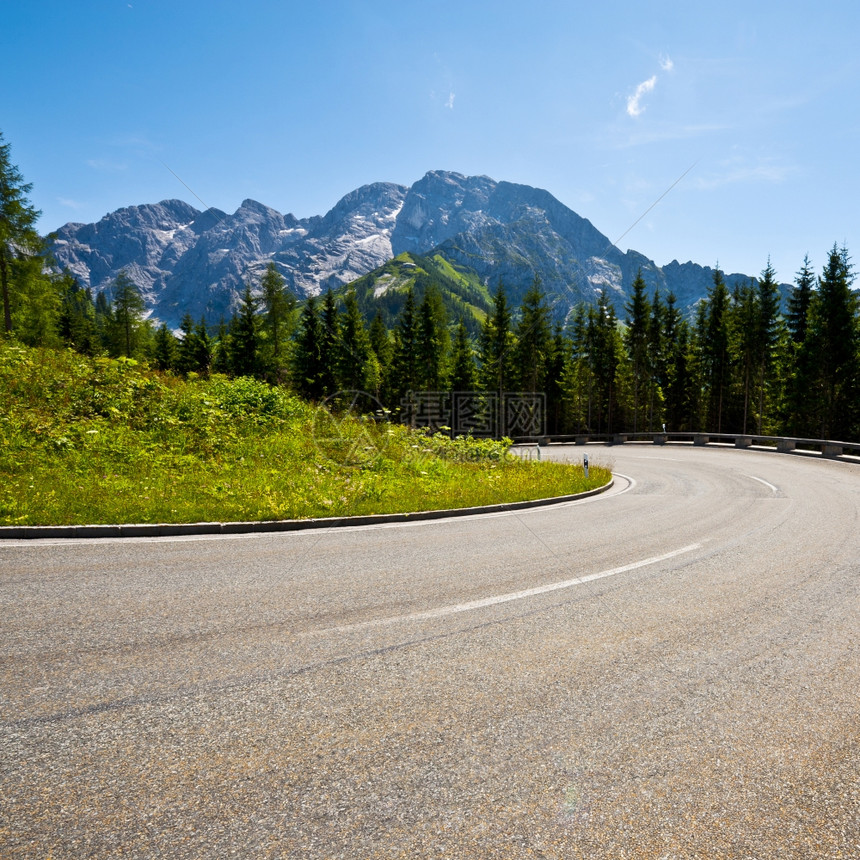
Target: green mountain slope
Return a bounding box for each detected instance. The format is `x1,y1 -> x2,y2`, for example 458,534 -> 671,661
338,252 -> 493,334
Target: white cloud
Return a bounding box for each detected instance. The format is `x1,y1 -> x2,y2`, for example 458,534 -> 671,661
445,92 -> 455,110
659,54 -> 674,72
58,197 -> 85,210
627,75 -> 657,117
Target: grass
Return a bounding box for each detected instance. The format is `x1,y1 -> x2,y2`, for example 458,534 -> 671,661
0,341 -> 610,526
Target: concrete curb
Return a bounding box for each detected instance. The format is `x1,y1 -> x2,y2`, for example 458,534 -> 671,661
0,479 -> 614,540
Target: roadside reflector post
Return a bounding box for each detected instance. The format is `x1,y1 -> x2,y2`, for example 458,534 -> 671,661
584,453 -> 589,479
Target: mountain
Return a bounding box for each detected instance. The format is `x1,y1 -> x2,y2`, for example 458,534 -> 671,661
50,170 -> 763,328
346,252 -> 493,335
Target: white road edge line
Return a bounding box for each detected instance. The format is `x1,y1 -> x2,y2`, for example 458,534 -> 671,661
3,476 -> 633,547
746,474 -> 779,494
314,542 -> 702,636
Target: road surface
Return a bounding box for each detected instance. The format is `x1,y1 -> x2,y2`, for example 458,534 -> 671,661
1,444 -> 858,858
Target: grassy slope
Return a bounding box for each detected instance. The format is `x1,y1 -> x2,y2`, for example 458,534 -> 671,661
345,252 -> 493,333
0,342 -> 610,526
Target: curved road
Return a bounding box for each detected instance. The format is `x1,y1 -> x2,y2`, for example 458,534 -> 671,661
1,445 -> 858,858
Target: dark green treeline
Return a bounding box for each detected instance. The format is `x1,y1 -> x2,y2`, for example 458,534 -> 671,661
7,245 -> 860,441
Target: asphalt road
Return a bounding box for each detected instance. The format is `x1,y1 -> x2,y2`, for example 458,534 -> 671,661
1,444 -> 858,859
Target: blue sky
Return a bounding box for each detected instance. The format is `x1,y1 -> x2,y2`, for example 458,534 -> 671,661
3,0 -> 859,284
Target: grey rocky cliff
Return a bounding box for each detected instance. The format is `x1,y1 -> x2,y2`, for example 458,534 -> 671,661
50,170 -> 763,328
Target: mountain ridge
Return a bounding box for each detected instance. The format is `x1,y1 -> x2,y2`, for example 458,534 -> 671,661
50,170 -> 765,328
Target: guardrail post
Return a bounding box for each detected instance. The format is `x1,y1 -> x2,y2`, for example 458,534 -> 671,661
575,435 -> 588,445
694,434 -> 708,446
822,443 -> 843,457
777,439 -> 797,453
653,433 -> 667,445
735,436 -> 752,448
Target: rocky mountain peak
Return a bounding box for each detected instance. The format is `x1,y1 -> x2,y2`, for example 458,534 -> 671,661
48,171 -> 771,329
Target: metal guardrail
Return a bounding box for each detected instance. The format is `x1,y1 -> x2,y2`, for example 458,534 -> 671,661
512,431 -> 860,458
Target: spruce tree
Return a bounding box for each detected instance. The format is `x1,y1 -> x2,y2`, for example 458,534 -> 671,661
11,256 -> 60,348
448,321 -> 477,391
153,323 -> 178,371
479,283 -> 515,394
337,290 -> 373,391
212,318 -> 231,375
0,131 -> 43,335
229,285 -> 262,377
787,255 -> 815,345
57,276 -> 99,355
754,260 -> 782,434
192,318 -> 213,377
702,266 -> 731,432
390,287 -> 420,401
587,290 -> 621,434
176,313 -> 197,375
416,286 -> 449,390
319,290 -> 340,396
368,311 -> 392,393
260,262 -> 295,379
807,244 -> 858,438
784,255 -> 817,435
624,270 -> 651,434
108,270 -> 147,358
545,324 -> 569,434
731,279 -> 759,433
514,276 -> 552,393
293,295 -> 324,400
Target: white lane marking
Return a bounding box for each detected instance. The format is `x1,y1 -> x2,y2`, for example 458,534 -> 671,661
612,472 -> 637,493
312,542 -> 702,636
746,474 -> 779,495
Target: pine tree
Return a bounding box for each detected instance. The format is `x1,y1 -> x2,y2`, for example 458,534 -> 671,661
587,290 -> 622,434
565,304 -> 593,433
754,260 -> 782,434
337,290 -> 373,391
319,290 -> 340,396
787,254 -> 815,345
368,311 -> 392,394
806,244 -> 858,438
108,270 -> 147,358
665,310 -> 693,431
731,278 -> 759,434
153,323 -> 178,371
229,284 -> 262,377
783,255 -> 817,435
57,275 -> 99,355
448,321 -> 477,391
514,276 -> 552,393
647,288 -> 667,431
479,283 -> 515,394
212,318 -> 231,375
11,256 -> 61,348
701,266 -> 731,432
0,131 -> 43,335
624,270 -> 651,434
390,287 -> 420,401
192,318 -> 213,377
545,323 -> 569,434
260,262 -> 295,380
293,295 -> 324,400
176,313 -> 197,375
416,286 -> 449,390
